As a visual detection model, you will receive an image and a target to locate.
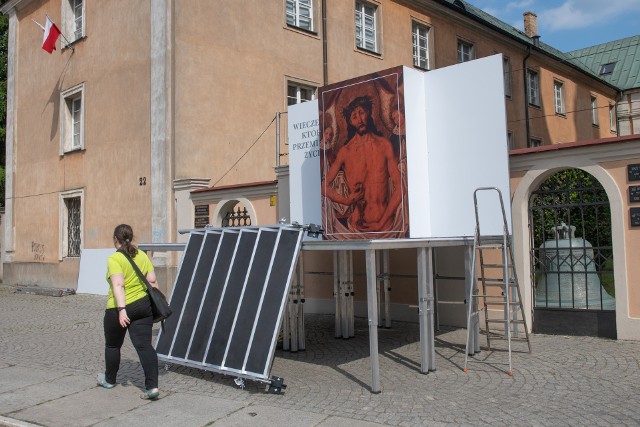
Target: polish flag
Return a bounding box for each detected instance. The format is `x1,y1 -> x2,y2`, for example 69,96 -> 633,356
33,15 -> 61,53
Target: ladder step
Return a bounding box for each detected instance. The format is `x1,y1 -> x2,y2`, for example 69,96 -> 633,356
482,264 -> 512,269
481,278 -> 515,283
476,244 -> 504,250
480,283 -> 510,288
484,301 -> 522,306
486,319 -> 526,324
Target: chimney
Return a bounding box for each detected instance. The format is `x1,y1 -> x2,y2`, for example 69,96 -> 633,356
523,11 -> 538,38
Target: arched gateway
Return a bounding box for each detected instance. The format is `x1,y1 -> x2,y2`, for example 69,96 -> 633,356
529,169 -> 616,338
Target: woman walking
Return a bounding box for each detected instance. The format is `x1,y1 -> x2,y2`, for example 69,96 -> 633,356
97,224 -> 160,400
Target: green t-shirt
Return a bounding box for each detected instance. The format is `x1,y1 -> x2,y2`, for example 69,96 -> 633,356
105,250 -> 154,309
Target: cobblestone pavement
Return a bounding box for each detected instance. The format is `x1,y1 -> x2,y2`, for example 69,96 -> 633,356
1,283 -> 639,426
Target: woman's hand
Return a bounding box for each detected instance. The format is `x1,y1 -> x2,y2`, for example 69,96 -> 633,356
118,309 -> 130,328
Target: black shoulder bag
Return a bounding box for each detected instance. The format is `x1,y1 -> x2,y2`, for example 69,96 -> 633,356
117,248 -> 172,326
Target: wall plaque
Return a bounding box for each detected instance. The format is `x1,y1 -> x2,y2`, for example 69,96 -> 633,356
630,186 -> 640,203
195,205 -> 210,216
628,164 -> 640,182
631,208 -> 640,227
194,216 -> 210,228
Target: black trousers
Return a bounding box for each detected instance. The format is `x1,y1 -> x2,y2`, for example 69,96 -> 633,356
103,296 -> 158,390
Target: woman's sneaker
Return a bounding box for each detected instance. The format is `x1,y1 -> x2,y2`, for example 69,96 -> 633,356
141,388 -> 159,400
96,373 -> 115,389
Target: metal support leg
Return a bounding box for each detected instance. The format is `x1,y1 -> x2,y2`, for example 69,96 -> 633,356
417,247 -> 435,373
282,296 -> 290,352
347,250 -> 354,338
383,249 -> 391,328
432,249 -> 439,331
290,256 -> 300,352
376,250 -> 382,327
365,249 -> 381,393
333,251 -> 341,338
297,253 -> 306,350
340,251 -> 349,339
464,245 -> 479,355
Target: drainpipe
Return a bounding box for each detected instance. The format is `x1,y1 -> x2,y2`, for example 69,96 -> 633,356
276,112 -> 281,167
523,45 -> 532,148
322,0 -> 328,85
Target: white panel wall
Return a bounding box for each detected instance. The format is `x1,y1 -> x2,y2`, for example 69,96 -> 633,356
408,54 -> 511,238
288,100 -> 322,239
403,67 -> 431,237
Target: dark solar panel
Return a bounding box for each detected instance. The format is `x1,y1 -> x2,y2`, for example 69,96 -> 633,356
155,226 -> 303,383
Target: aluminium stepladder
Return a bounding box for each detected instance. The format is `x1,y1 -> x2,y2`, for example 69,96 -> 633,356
464,187 -> 531,376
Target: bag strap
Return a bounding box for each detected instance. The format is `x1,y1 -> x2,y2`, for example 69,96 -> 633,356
117,248 -> 151,293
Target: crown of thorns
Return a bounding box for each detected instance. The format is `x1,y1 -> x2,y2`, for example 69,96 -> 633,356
343,96 -> 373,120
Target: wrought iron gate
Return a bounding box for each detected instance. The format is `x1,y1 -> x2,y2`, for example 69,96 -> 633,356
529,169 -> 616,338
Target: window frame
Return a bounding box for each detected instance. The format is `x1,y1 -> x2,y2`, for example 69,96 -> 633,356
609,103 -> 616,132
287,81 -> 317,106
591,95 -> 599,126
553,80 -> 565,115
355,0 -> 380,54
412,21 -> 430,70
527,69 -> 540,107
285,0 -> 314,32
60,82 -> 85,154
503,56 -> 512,98
507,131 -> 514,150
599,62 -> 615,76
59,188 -> 84,260
529,137 -> 542,148
62,0 -> 85,43
456,39 -> 474,63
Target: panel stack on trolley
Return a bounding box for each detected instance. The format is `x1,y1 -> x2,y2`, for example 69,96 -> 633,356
464,187 -> 531,376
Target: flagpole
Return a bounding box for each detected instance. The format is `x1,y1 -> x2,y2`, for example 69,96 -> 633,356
31,18 -> 45,31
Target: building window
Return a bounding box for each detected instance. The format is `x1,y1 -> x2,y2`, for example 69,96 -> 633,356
287,82 -> 316,106
527,69 -> 540,107
609,104 -> 616,132
529,137 -> 542,148
355,1 -> 378,53
507,131 -> 513,150
412,22 -> 430,70
457,40 -> 474,63
286,0 -> 313,31
503,56 -> 511,97
599,62 -> 615,76
60,83 -> 85,154
63,0 -> 85,42
554,80 -> 565,115
591,96 -> 599,126
61,189 -> 83,258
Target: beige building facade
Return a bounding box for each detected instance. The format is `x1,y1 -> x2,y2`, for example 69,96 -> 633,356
2,0 -> 637,338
